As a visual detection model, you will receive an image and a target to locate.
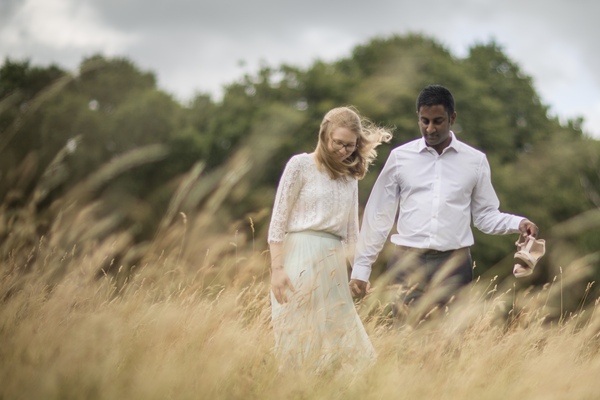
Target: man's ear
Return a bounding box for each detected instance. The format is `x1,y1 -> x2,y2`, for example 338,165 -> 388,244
450,112 -> 457,125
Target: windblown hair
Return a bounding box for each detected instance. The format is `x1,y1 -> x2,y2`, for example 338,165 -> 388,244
314,106 -> 393,180
416,84 -> 455,116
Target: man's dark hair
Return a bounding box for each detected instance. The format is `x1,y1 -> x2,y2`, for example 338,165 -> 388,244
416,85 -> 455,116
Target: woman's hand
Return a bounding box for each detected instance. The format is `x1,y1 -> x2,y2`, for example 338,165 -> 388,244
271,267 -> 295,304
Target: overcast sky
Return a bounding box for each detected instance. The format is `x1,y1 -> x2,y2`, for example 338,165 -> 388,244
1,0 -> 599,138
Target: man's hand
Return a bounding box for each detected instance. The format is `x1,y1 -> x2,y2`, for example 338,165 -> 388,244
519,219 -> 539,238
271,267 -> 295,304
349,279 -> 369,299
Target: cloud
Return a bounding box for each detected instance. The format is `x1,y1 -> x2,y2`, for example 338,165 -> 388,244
0,0 -> 137,63
0,0 -> 598,137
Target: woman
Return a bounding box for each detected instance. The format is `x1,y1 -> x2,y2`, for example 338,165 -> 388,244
268,106 -> 392,372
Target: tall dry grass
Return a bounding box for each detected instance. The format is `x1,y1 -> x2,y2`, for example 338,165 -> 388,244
2,77 -> 599,398
1,138 -> 599,399
2,225 -> 600,400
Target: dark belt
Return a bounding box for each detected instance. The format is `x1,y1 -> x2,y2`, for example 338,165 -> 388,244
396,246 -> 465,255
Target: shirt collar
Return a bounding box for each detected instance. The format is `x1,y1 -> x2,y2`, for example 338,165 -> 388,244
418,131 -> 461,153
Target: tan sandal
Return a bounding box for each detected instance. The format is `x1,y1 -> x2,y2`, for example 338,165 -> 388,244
513,235 -> 546,278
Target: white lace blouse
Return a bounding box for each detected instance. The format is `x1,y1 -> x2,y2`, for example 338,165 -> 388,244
268,153 -> 359,244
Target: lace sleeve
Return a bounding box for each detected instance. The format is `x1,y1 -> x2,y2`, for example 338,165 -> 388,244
345,179 -> 359,245
268,155 -> 304,243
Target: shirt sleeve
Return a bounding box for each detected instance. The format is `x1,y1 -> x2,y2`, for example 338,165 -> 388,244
268,156 -> 303,243
471,155 -> 523,234
351,151 -> 401,282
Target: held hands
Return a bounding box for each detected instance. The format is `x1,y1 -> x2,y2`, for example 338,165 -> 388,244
271,266 -> 295,304
349,279 -> 370,299
518,219 -> 539,238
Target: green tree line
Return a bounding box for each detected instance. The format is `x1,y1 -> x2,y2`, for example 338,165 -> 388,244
1,34 -> 599,303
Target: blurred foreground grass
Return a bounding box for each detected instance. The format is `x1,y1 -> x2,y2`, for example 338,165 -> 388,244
2,104 -> 599,399
3,55 -> 600,399
2,231 -> 600,400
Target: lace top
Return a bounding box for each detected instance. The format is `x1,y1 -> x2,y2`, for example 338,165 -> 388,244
268,153 -> 359,244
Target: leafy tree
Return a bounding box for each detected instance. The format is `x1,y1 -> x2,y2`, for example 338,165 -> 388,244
0,60 -> 72,204
1,34 -> 598,292
458,42 -> 560,163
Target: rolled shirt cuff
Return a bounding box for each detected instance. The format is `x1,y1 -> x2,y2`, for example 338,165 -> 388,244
511,215 -> 526,232
350,264 -> 372,282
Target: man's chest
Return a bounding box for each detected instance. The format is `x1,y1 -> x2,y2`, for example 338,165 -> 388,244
397,156 -> 479,198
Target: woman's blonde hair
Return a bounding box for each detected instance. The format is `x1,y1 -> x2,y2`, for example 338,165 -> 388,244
314,106 -> 393,180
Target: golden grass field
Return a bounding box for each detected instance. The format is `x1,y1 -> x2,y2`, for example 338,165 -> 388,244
2,221 -> 600,400
2,63 -> 600,399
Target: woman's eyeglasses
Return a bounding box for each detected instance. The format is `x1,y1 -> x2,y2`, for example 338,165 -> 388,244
331,139 -> 358,151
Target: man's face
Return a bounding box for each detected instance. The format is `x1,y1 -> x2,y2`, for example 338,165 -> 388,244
418,104 -> 456,152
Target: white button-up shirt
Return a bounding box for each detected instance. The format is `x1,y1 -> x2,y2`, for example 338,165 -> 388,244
351,133 -> 524,282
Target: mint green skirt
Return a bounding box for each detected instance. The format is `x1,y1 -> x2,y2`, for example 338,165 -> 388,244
270,231 -> 376,373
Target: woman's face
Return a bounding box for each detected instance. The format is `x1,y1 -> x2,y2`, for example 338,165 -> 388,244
327,126 -> 358,161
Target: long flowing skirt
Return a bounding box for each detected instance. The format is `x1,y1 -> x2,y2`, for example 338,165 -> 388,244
270,231 -> 376,373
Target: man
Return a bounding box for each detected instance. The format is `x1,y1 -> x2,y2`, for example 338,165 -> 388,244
349,85 -> 538,311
